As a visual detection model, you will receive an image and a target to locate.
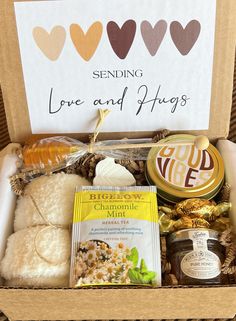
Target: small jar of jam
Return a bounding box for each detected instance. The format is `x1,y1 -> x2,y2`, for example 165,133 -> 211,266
167,228 -> 225,285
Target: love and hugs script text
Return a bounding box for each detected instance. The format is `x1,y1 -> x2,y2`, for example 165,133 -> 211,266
49,85 -> 190,116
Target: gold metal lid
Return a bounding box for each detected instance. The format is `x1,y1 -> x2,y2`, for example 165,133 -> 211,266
146,135 -> 224,203
167,228 -> 219,244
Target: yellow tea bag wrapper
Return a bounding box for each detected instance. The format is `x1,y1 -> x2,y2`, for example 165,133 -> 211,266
70,186 -> 161,287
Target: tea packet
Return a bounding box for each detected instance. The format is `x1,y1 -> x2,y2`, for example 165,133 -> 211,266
70,186 -> 161,287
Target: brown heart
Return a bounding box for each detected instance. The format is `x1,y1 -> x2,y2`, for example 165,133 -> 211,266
170,20 -> 201,56
107,20 -> 136,59
141,20 -> 167,56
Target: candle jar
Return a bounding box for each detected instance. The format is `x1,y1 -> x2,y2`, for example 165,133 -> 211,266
146,134 -> 225,203
167,228 -> 225,285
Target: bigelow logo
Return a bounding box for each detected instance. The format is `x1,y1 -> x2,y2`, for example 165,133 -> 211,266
156,145 -> 214,188
89,193 -> 144,200
32,20 -> 201,61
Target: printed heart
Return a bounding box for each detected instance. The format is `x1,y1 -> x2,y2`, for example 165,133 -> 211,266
141,20 -> 167,56
33,26 -> 66,61
170,20 -> 201,56
107,20 -> 136,59
70,22 -> 103,61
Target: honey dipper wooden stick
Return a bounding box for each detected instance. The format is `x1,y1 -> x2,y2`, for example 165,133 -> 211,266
87,109 -> 209,152
19,107 -> 210,170
19,135 -> 210,171
87,135 -> 210,153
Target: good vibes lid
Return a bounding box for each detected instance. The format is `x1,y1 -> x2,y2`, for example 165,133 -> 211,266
146,134 -> 225,203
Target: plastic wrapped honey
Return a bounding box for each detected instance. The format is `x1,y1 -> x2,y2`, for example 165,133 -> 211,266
20,137 -> 81,170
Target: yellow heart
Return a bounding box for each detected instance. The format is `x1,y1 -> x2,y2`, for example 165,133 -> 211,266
70,22 -> 103,61
33,26 -> 66,61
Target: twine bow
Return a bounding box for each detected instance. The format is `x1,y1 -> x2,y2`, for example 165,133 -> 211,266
28,193 -> 70,266
89,109 -> 111,151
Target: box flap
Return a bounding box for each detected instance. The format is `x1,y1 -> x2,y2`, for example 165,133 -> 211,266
1,287 -> 236,320
0,0 -> 236,143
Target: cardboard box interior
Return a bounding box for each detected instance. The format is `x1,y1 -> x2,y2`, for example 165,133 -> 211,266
0,140 -> 236,321
0,87 -> 10,150
0,1 -> 236,143
0,0 -> 236,320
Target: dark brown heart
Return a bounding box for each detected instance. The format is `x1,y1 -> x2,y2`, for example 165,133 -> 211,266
170,20 -> 201,56
107,20 -> 136,59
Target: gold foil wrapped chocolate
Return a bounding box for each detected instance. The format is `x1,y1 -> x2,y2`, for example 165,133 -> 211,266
175,198 -> 231,220
159,198 -> 231,234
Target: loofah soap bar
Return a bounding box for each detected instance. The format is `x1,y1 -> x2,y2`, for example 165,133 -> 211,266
14,173 -> 91,231
1,226 -> 70,287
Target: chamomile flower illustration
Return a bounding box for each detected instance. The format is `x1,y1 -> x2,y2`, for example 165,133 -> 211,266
87,241 -> 98,251
86,250 -> 97,264
74,241 -> 156,286
105,263 -> 117,277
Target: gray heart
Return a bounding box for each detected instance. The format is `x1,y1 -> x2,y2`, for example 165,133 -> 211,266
141,20 -> 167,56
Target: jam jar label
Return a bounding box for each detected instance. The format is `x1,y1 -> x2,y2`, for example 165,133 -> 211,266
181,250 -> 221,279
156,145 -> 214,188
181,230 -> 221,280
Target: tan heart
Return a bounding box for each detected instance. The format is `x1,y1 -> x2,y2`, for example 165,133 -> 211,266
70,22 -> 103,61
33,26 -> 66,61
